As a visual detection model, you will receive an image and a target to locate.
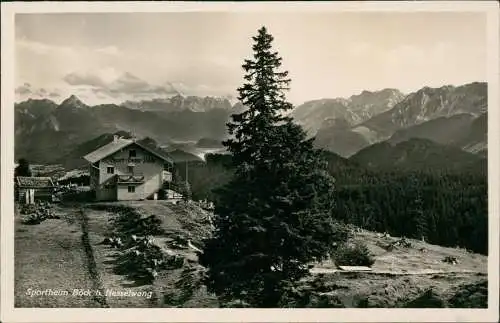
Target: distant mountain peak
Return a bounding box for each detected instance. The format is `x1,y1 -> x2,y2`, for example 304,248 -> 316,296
121,94 -> 233,113
361,81 -> 487,137
350,88 -> 403,98
60,95 -> 87,109
293,88 -> 406,138
163,81 -> 181,95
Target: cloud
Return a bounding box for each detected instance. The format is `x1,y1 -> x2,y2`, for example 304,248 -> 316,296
61,70 -> 180,100
15,37 -> 263,103
16,39 -> 75,56
108,72 -> 179,95
15,83 -> 49,97
63,72 -> 106,87
15,83 -> 32,95
110,72 -> 149,92
95,46 -> 120,56
15,12 -> 487,105
15,82 -> 63,102
16,39 -> 124,89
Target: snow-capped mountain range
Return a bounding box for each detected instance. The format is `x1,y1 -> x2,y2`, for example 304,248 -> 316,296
14,81 -> 487,165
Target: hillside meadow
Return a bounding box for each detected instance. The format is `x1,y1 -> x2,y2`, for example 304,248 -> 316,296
15,201 -> 487,308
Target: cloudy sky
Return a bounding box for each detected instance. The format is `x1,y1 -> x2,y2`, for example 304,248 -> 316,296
15,12 -> 487,105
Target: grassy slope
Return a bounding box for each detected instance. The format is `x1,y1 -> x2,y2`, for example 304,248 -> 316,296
300,271 -> 486,308
15,201 -> 488,308
14,205 -> 101,308
87,201 -> 218,307
315,229 -> 486,274
309,229 -> 487,308
86,201 -> 487,308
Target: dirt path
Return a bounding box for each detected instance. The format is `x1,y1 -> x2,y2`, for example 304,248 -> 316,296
76,208 -> 108,307
15,206 -> 103,308
84,207 -> 160,308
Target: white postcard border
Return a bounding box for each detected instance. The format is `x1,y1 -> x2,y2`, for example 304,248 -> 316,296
1,1 -> 498,322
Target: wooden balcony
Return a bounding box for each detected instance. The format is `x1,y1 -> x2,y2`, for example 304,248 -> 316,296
116,174 -> 145,184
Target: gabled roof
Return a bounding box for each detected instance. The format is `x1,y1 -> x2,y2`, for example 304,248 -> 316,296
16,176 -> 55,188
83,138 -> 173,164
83,138 -> 133,163
134,140 -> 174,164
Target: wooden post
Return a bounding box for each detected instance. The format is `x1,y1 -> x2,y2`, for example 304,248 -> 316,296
28,189 -> 35,204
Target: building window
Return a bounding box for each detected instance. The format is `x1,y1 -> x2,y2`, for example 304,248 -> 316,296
127,165 -> 134,173
129,150 -> 136,158
128,186 -> 135,193
107,166 -> 114,174
163,163 -> 171,171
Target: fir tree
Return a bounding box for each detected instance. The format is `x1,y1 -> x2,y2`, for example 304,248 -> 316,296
199,26 -> 346,307
15,158 -> 32,177
409,175 -> 427,241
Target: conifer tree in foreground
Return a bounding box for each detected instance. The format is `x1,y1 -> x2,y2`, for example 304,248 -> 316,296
409,175 -> 427,241
199,26 -> 348,308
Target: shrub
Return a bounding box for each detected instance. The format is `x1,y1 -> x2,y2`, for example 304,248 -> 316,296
21,212 -> 44,225
220,299 -> 251,308
20,202 -> 59,225
448,280 -> 487,308
110,208 -> 165,237
115,240 -> 167,284
61,190 -> 94,202
171,265 -> 206,304
404,289 -> 446,308
277,281 -> 345,308
333,241 -> 375,267
20,204 -> 37,215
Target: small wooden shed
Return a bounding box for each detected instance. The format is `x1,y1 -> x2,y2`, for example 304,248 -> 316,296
15,176 -> 55,204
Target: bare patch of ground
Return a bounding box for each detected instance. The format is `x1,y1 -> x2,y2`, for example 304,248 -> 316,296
14,205 -> 102,308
